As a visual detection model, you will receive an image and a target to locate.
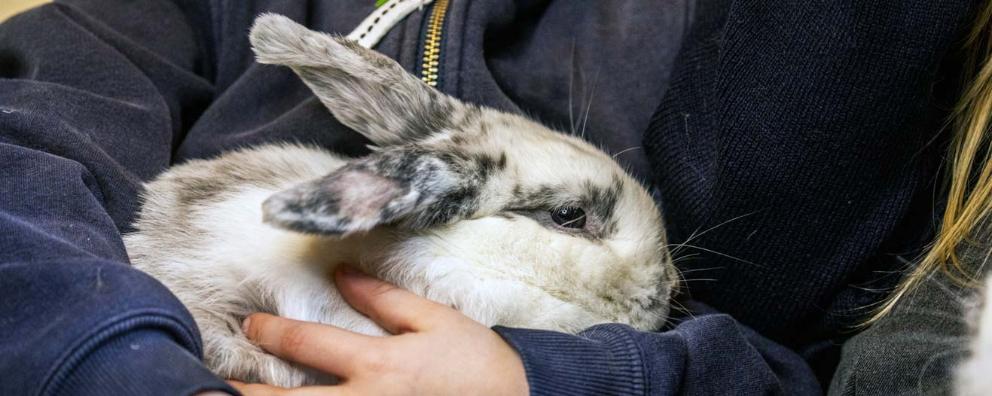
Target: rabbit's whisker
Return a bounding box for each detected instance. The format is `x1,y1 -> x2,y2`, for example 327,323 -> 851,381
668,243 -> 759,268
612,146 -> 642,159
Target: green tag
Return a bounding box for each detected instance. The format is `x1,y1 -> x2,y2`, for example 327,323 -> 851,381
375,0 -> 388,7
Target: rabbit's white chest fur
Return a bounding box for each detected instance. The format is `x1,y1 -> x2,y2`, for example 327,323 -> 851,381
126,14 -> 673,387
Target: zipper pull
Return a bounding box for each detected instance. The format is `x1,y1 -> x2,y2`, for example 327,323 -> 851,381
347,0 -> 435,49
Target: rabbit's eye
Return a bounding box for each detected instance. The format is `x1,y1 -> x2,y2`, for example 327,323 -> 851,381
550,207 -> 586,229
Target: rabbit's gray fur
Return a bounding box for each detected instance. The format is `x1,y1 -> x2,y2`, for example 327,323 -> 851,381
127,13 -> 675,386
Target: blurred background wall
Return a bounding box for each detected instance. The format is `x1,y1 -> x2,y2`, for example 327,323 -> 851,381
2,0 -> 50,21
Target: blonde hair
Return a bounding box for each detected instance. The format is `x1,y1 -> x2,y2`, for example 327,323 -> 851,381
870,2 -> 992,323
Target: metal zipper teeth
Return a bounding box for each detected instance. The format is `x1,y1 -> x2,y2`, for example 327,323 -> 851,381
420,0 -> 449,87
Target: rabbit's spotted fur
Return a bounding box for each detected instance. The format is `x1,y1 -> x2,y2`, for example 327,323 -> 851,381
127,14 -> 675,386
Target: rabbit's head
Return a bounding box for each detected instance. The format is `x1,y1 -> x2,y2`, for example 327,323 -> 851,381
249,14 -> 675,332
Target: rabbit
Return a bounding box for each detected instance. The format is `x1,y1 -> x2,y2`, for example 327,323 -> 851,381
126,13 -> 676,387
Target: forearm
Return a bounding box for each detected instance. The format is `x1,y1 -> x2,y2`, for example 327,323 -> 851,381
0,144 -> 232,394
0,2 -> 222,393
494,304 -> 821,395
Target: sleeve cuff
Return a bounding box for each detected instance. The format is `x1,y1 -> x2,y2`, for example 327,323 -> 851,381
51,329 -> 236,396
493,304 -> 820,395
492,324 -> 651,396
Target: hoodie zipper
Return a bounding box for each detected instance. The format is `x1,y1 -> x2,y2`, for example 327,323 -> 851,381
420,0 -> 449,87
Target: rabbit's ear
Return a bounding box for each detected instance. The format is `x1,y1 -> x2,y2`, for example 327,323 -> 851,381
262,148 -> 503,235
249,13 -> 463,147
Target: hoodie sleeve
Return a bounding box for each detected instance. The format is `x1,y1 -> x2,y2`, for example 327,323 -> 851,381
494,302 -> 821,396
0,1 -> 232,394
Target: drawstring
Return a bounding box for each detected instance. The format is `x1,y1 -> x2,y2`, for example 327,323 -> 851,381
346,0 -> 435,48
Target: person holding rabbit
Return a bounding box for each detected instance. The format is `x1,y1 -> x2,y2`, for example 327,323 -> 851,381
0,0 -> 979,395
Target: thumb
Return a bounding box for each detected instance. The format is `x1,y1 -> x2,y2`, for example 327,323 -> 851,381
334,266 -> 446,333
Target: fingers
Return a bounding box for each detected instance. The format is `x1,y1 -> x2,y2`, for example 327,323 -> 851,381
228,380 -> 289,395
242,313 -> 375,376
228,380 -> 347,396
333,266 -> 447,333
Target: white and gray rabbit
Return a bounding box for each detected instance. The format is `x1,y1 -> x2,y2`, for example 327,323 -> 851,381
126,14 -> 676,387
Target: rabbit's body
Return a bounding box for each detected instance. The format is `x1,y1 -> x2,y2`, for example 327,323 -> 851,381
127,14 -> 674,387
128,144 -> 640,385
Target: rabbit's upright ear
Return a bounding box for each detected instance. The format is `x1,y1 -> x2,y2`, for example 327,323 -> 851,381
249,13 -> 463,147
262,148 -> 502,235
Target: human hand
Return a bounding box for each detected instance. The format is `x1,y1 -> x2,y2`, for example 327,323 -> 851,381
229,266 -> 529,396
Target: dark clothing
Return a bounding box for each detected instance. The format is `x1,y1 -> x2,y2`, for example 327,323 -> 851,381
829,222 -> 992,395
0,0 -> 975,395
643,0 -> 976,382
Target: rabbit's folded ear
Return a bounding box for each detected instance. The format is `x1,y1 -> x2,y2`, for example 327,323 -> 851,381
262,148 -> 498,235
261,166 -> 416,235
249,13 -> 465,147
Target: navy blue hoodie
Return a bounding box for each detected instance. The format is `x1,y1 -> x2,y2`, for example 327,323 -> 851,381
0,0 -> 976,395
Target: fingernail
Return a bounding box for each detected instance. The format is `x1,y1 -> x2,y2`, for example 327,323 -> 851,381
241,316 -> 252,335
